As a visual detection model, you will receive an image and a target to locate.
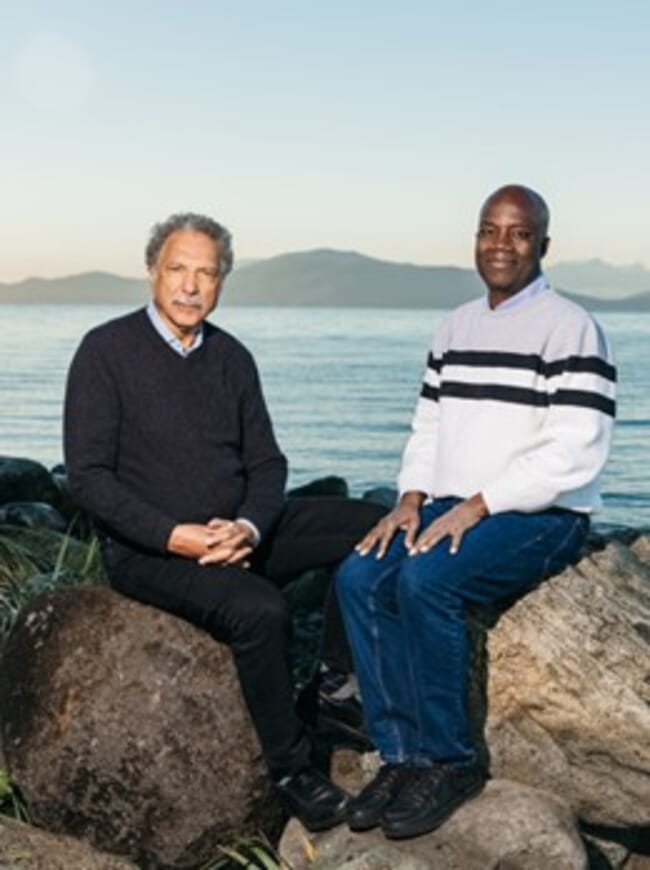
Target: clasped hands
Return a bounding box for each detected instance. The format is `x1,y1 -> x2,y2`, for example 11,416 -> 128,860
356,491 -> 488,559
167,519 -> 256,567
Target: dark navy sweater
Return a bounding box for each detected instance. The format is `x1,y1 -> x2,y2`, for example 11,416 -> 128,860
64,308 -> 287,552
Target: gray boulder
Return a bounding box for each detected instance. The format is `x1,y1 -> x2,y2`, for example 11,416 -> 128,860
0,585 -> 282,868
0,814 -> 137,869
280,779 -> 588,870
0,457 -> 60,508
485,533 -> 650,827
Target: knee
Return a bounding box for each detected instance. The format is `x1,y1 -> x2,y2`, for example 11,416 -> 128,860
247,591 -> 290,638
336,551 -> 377,604
397,555 -> 458,608
213,584 -> 291,645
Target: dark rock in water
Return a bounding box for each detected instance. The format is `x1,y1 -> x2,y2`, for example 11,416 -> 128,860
287,476 -> 349,499
362,486 -> 397,508
0,457 -> 60,508
48,467 -> 95,537
0,501 -> 67,532
0,585 -> 282,868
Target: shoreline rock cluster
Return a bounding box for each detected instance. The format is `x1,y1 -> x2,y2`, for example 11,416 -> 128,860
0,454 -> 648,869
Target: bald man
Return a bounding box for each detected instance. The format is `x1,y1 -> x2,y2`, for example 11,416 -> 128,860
336,185 -> 616,838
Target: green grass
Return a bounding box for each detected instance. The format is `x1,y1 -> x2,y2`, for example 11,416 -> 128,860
0,521 -> 105,643
0,769 -> 30,824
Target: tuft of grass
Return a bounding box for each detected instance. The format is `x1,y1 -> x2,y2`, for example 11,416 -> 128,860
199,834 -> 295,869
0,524 -> 105,643
0,769 -> 30,824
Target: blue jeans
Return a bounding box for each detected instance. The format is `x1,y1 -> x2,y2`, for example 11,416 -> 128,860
336,498 -> 588,767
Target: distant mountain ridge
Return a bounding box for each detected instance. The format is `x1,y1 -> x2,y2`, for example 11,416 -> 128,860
547,258 -> 650,298
1,251 -> 649,311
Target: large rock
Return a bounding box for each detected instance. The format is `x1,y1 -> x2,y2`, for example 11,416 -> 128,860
485,533 -> 650,828
0,814 -> 137,869
280,779 -> 588,870
0,457 -> 60,508
0,586 -> 281,868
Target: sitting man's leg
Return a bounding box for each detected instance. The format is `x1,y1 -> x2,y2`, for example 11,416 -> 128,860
104,543 -> 348,831
337,500 -> 589,837
255,496 -> 387,740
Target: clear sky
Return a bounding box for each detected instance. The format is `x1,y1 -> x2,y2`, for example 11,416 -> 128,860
1,0 -> 648,281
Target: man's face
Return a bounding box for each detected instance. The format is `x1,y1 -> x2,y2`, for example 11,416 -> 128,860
150,229 -> 223,344
475,190 -> 549,297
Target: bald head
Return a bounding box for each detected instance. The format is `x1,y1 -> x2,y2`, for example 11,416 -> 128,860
475,184 -> 551,304
480,185 -> 550,237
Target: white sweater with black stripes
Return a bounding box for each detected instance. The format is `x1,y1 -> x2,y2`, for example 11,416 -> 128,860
397,286 -> 616,514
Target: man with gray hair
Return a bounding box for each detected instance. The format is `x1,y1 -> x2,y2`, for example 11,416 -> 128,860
64,212 -> 384,830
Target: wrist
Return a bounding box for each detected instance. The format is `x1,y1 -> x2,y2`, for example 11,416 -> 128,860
235,518 -> 260,547
466,492 -> 489,518
399,490 -> 427,510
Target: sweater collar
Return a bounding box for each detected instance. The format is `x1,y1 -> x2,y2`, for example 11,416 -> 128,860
484,274 -> 550,312
146,301 -> 204,357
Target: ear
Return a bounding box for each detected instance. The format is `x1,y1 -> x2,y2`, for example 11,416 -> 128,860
540,236 -> 550,259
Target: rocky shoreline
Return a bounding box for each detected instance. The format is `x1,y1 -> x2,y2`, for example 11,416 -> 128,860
0,454 -> 648,869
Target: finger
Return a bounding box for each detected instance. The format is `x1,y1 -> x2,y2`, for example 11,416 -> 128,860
355,526 -> 382,557
376,526 -> 396,560
414,524 -> 447,554
206,523 -> 239,546
199,540 -> 240,565
449,528 -> 463,556
207,517 -> 228,529
226,546 -> 253,565
402,516 -> 421,550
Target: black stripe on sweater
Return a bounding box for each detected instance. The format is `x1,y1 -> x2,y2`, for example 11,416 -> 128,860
427,350 -> 616,382
420,383 -> 440,401
433,381 -> 615,417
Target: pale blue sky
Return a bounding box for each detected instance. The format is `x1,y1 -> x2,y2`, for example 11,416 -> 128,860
1,0 -> 648,281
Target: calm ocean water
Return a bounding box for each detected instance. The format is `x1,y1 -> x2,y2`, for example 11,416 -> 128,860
1,305 -> 648,528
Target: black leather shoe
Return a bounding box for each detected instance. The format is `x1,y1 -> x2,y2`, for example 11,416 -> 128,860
347,763 -> 413,831
381,762 -> 485,839
275,766 -> 349,832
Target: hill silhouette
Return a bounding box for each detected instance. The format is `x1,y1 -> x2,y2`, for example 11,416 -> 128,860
1,251 -> 649,311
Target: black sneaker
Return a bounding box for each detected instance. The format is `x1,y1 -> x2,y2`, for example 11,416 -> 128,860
381,762 -> 485,839
347,763 -> 413,831
275,766 -> 349,832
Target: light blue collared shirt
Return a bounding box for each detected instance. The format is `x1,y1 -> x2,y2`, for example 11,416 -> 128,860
146,301 -> 204,357
145,301 -> 260,546
486,274 -> 549,311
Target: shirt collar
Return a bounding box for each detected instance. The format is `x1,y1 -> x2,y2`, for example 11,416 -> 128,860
146,301 -> 204,357
485,274 -> 550,312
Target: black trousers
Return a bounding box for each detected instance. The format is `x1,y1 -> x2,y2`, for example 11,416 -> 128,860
103,497 -> 385,777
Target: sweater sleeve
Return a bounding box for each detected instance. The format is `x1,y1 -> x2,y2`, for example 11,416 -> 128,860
236,355 -> 288,540
397,323 -> 448,497
482,315 -> 616,514
64,333 -> 177,552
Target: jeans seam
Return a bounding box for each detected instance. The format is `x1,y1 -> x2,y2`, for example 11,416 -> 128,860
368,564 -> 408,762
540,515 -> 585,577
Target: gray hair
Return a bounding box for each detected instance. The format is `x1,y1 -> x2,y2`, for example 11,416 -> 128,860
145,212 -> 234,276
